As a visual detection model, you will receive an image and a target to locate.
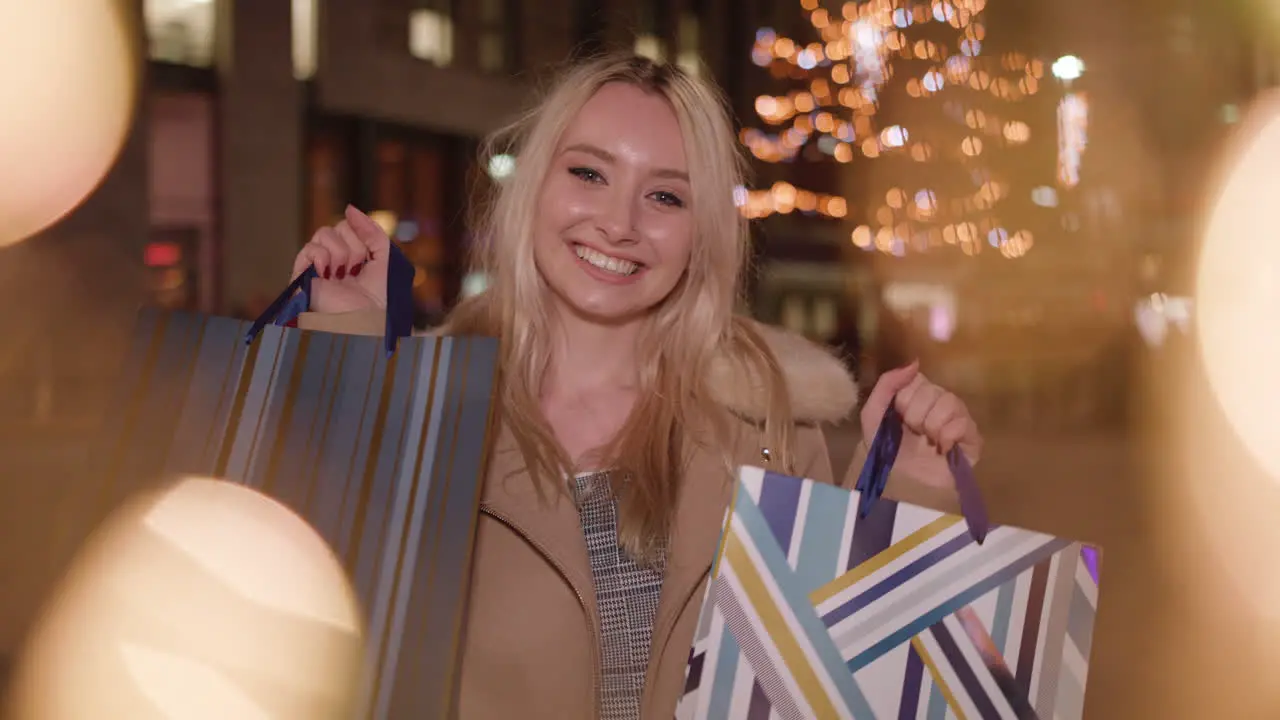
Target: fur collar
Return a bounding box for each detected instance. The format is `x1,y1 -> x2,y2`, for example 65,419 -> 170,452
708,321 -> 859,425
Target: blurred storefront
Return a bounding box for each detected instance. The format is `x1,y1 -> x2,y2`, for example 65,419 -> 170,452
138,0 -> 537,318
130,0 -> 744,319
146,64 -> 218,313
305,117 -> 483,326
0,0 -> 749,439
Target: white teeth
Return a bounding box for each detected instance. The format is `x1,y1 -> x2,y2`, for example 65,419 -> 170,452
574,245 -> 639,276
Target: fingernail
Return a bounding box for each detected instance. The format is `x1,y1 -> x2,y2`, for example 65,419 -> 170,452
351,263 -> 363,277
336,266 -> 347,280
323,267 -> 332,280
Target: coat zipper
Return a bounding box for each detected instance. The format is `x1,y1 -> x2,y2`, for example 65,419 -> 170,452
642,566 -> 712,717
479,505 -> 602,718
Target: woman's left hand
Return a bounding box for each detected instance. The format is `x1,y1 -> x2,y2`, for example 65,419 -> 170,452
859,361 -> 983,490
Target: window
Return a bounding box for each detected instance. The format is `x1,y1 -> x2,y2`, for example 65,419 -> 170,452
634,34 -> 666,62
409,2 -> 454,66
405,143 -> 447,315
306,125 -> 351,236
776,294 -> 840,341
478,35 -> 504,72
144,229 -> 201,311
811,297 -> 837,340
149,91 -> 217,311
781,295 -> 808,335
145,0 -> 217,67
634,0 -> 667,62
1168,13 -> 1195,57
292,0 -> 317,79
676,13 -> 701,76
477,0 -> 511,73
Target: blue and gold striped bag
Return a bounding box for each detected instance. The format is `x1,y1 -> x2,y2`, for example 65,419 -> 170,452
677,406 -> 1102,720
75,246 -> 498,719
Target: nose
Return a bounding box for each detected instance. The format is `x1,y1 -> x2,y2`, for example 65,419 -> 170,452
596,188 -> 640,245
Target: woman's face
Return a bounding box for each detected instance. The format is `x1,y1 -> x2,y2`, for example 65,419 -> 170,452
533,82 -> 695,327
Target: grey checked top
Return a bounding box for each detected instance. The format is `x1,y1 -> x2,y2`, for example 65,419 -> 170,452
571,471 -> 666,720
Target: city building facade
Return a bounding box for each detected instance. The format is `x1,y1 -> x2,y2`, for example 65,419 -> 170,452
3,0 -> 750,426
141,0 -> 744,317
0,0 -> 748,674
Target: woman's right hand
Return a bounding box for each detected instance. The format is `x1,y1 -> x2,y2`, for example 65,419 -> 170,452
291,205 -> 392,314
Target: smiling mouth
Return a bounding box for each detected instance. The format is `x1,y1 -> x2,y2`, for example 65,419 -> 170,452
574,243 -> 643,276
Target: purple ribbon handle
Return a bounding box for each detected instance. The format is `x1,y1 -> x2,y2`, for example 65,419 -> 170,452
244,242 -> 416,358
854,401 -> 990,544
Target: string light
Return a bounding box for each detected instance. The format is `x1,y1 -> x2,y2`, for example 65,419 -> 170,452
742,0 -> 1055,259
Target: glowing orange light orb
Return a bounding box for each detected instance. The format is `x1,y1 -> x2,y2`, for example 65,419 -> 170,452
7,478 -> 364,719
0,0 -> 137,247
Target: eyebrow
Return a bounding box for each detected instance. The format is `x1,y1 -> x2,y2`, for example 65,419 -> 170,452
562,142 -> 690,182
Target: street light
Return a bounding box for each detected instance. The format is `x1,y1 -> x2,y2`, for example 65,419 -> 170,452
1052,55 -> 1086,82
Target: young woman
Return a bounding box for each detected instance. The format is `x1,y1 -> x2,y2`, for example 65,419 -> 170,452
292,55 -> 982,720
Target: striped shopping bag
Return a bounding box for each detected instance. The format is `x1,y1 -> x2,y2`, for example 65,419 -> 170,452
677,405 -> 1102,720
62,245 -> 498,719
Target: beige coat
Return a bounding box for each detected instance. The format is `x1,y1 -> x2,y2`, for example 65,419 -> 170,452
299,310 -> 954,719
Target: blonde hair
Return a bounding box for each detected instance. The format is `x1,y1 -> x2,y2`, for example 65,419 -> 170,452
446,54 -> 796,563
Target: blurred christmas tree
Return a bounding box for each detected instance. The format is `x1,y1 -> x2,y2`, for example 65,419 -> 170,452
738,0 -> 1054,260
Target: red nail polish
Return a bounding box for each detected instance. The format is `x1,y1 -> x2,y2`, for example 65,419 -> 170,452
323,267 -> 332,280
336,266 -> 347,280
351,263 -> 363,277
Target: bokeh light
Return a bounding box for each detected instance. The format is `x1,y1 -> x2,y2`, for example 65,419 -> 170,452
0,0 -> 138,247
1050,54 -> 1084,81
7,478 -> 364,719
738,0 -> 1046,253
1197,92 -> 1280,484
1153,89 -> 1280,661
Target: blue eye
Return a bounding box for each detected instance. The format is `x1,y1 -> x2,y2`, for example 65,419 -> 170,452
569,167 -> 603,183
652,191 -> 685,208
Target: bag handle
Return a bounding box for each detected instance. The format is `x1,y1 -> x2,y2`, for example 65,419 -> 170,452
853,400 -> 990,543
243,241 -> 417,358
